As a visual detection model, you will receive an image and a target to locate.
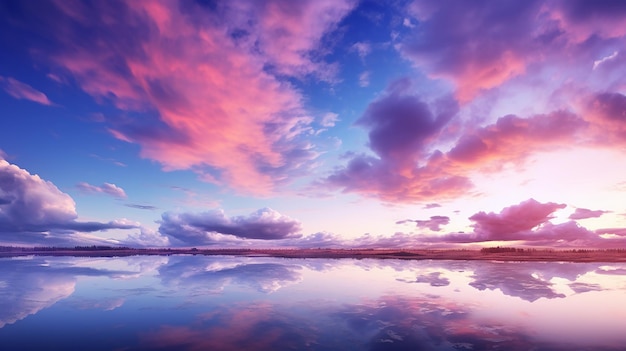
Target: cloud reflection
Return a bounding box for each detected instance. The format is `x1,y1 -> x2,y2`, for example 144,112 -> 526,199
158,256 -> 303,294
0,257 -> 136,328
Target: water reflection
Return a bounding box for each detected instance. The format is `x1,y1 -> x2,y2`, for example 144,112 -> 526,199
0,255 -> 625,350
0,256 -> 138,328
158,256 -> 303,293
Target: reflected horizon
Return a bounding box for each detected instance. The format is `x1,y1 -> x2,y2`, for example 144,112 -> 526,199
1,255 -> 625,350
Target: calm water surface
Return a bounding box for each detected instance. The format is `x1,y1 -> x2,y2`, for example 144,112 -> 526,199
1,255 -> 625,350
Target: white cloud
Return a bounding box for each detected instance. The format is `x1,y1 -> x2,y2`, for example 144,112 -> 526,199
359,71 -> 370,87
593,51 -> 619,70
320,112 -> 339,127
352,42 -> 372,59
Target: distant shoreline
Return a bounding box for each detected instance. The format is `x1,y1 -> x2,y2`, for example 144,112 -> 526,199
2,247 -> 626,262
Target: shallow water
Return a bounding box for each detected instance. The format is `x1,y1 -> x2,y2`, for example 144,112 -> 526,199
1,255 -> 625,350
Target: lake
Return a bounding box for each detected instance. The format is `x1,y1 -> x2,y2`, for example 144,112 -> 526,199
1,255 -> 625,350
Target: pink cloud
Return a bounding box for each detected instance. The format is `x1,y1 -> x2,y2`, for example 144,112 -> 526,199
404,199 -> 626,247
139,303 -> 314,351
0,76 -> 53,105
227,0 -> 356,79
596,228 -> 626,237
569,208 -> 610,220
323,79 -> 473,202
20,0 -> 354,195
547,0 -> 626,43
76,182 -> 127,199
323,79 -> 588,202
583,92 -> 626,145
469,199 -> 567,240
447,111 -> 588,169
402,0 -> 546,102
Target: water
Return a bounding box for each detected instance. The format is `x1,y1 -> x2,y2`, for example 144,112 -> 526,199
1,255 -> 625,350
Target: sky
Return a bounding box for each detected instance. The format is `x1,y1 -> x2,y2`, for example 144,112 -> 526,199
1,0 -> 626,249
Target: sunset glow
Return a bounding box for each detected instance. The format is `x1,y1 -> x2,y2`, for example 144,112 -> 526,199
2,0 -> 626,249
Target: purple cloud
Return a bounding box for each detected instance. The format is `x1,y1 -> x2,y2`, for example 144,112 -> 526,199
0,76 -> 53,105
584,92 -> 626,145
0,159 -> 138,245
77,182 -> 127,199
323,79 -> 471,202
406,199 -> 626,247
447,111 -> 587,167
322,76 -> 591,203
400,0 -> 626,102
158,208 -> 302,245
397,215 -> 450,232
569,208 -> 610,220
469,199 -> 567,240
401,0 -> 545,101
356,78 -> 455,164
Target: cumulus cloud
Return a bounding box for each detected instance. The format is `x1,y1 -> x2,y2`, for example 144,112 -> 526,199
77,182 -> 127,199
0,76 -> 53,105
469,199 -> 567,240
2,0 -> 356,195
0,159 -> 138,245
123,227 -> 170,248
158,208 -> 302,245
569,208 -> 610,220
323,78 -> 471,202
403,198 -> 626,247
322,77 -> 591,202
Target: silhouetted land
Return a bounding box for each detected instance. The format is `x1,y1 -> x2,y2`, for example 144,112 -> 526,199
1,246 -> 626,262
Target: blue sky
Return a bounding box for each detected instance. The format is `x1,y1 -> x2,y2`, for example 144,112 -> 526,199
1,0 -> 626,248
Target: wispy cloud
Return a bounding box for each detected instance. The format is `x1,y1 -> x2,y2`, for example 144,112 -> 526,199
11,0 -> 356,195
77,182 -> 127,199
0,76 -> 53,105
358,71 -> 370,87
569,208 -> 610,220
124,204 -> 158,211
